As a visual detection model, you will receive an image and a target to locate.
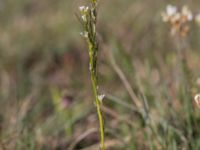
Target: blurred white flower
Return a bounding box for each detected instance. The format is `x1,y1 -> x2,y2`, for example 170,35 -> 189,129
171,12 -> 181,23
79,6 -> 89,12
182,6 -> 193,21
79,6 -> 89,22
166,5 -> 177,16
188,13 -> 193,21
196,77 -> 200,86
194,94 -> 200,108
161,5 -> 193,37
161,5 -> 177,22
79,6 -> 85,11
195,13 -> 200,25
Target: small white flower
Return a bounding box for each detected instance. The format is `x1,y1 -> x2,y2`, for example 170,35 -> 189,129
79,6 -> 85,11
79,6 -> 89,13
98,94 -> 105,102
187,13 -> 193,21
81,14 -> 87,22
80,31 -> 88,38
194,94 -> 200,107
166,5 -> 177,16
182,6 -> 193,21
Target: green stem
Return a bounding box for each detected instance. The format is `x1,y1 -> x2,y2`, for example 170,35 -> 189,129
91,73 -> 105,150
88,42 -> 105,150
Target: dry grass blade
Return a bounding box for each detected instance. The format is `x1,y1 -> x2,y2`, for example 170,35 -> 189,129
101,105 -> 134,127
68,128 -> 98,150
109,50 -> 142,109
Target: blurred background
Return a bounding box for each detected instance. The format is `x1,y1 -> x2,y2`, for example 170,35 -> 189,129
1,0 -> 200,149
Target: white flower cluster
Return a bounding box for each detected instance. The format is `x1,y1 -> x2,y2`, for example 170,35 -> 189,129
161,5 -> 193,23
79,6 -> 89,12
162,4 -> 200,36
161,5 -> 193,37
79,6 -> 89,22
79,6 -> 90,38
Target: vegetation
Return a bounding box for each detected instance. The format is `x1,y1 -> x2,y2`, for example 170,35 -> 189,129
1,0 -> 200,149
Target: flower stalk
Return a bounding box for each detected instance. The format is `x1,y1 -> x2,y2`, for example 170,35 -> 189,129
79,1 -> 105,150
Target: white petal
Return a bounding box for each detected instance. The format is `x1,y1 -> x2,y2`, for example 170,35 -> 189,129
195,14 -> 200,24
195,94 -> 200,104
80,31 -> 88,38
188,13 -> 193,21
81,15 -> 87,22
166,5 -> 177,16
79,6 -> 85,11
98,94 -> 105,102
